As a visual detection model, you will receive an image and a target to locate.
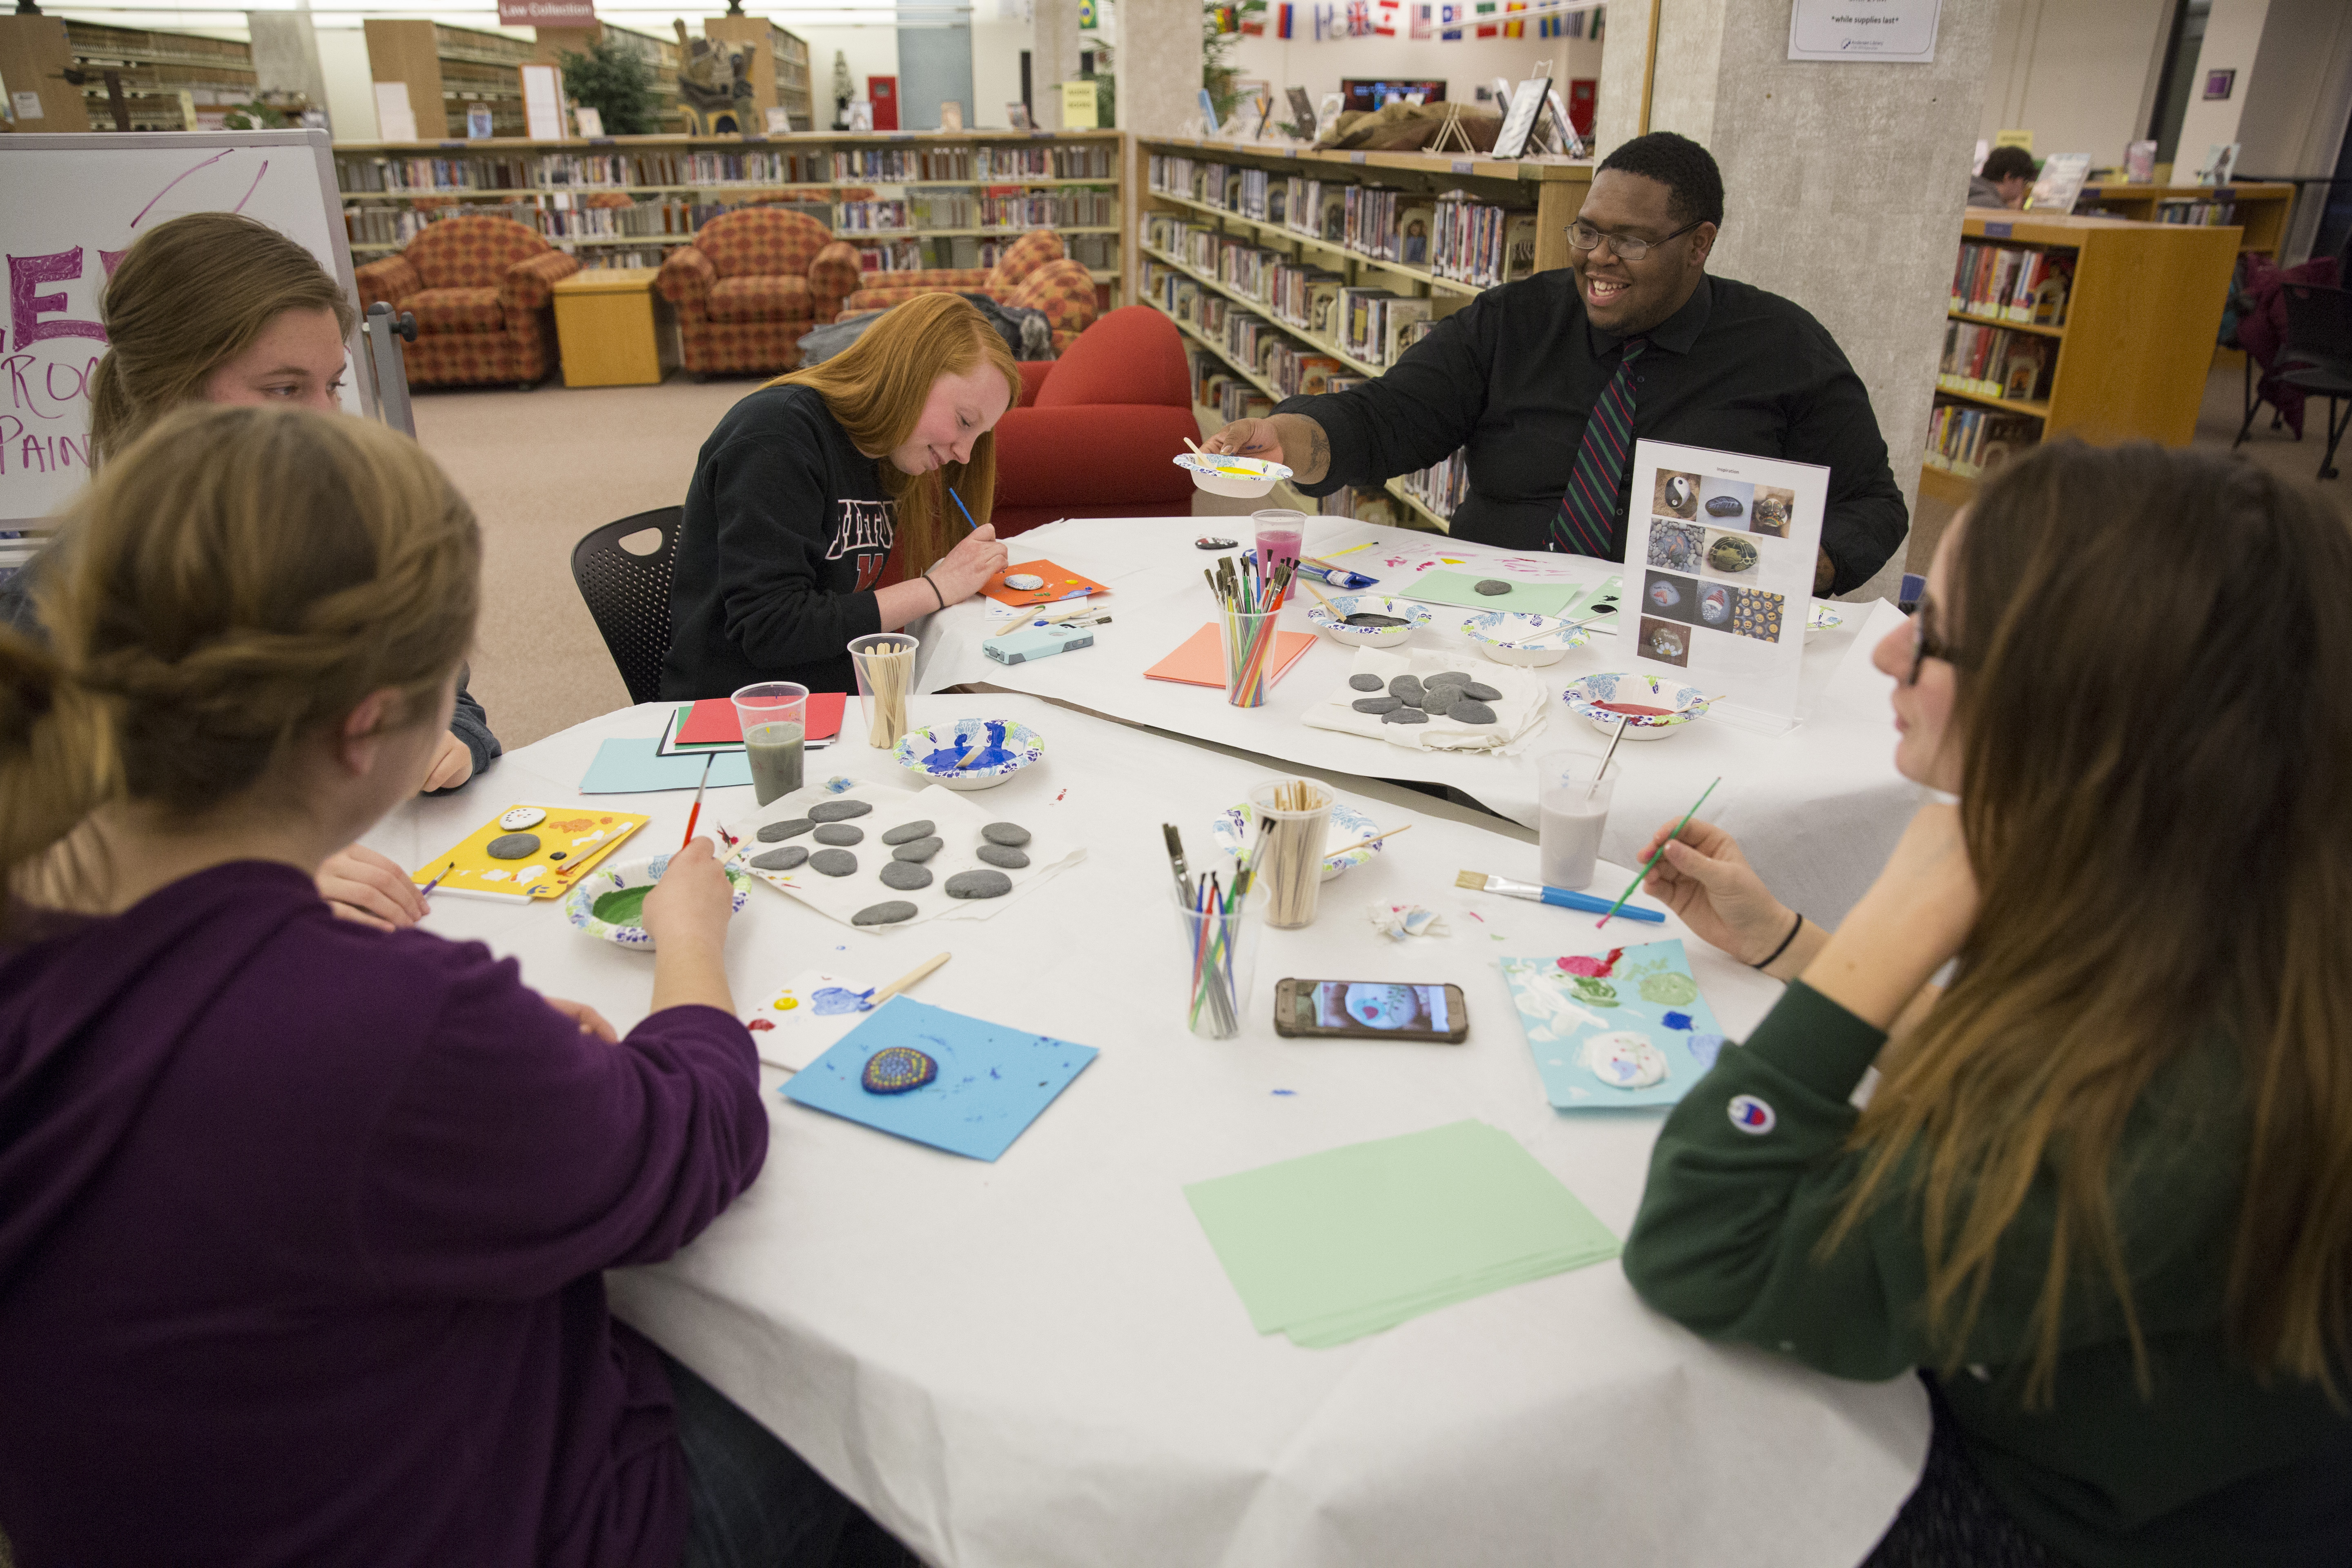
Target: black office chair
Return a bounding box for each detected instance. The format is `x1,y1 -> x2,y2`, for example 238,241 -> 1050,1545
570,506 -> 682,705
2276,283 -> 2352,481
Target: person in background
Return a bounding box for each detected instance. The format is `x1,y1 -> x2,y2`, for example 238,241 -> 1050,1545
1202,132 -> 1908,597
1969,145 -> 2038,209
0,211 -> 498,930
1621,441 -> 2352,1568
661,293 -> 1016,701
0,404 -> 908,1568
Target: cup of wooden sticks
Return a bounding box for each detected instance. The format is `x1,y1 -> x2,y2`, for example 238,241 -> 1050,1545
1245,777 -> 1335,929
847,632 -> 918,748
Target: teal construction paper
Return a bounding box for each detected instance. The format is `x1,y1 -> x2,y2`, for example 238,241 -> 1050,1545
1502,940 -> 1729,1110
579,738 -> 755,794
780,996 -> 1098,1161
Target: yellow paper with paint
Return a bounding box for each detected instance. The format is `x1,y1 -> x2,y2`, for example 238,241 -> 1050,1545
412,804 -> 650,900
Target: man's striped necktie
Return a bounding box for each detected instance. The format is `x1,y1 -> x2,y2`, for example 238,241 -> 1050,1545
1551,338 -> 1648,559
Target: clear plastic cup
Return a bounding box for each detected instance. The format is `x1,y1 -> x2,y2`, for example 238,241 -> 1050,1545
847,632 -> 919,748
731,681 -> 809,806
1218,609 -> 1281,708
1253,507 -> 1306,604
1245,777 -> 1334,929
1173,880 -> 1266,1039
1537,751 -> 1617,891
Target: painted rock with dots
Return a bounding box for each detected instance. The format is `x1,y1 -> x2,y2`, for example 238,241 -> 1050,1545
861,1046 -> 938,1093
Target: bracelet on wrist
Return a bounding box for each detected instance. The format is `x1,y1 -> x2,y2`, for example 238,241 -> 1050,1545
920,572 -> 946,612
1753,909 -> 1804,971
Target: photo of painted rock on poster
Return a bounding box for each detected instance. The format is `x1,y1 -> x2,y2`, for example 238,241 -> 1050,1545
1623,440 -> 1829,733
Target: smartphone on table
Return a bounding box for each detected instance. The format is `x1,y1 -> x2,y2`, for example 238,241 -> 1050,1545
1274,980 -> 1470,1043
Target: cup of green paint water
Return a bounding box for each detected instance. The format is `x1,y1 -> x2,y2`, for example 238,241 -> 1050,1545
732,680 -> 809,806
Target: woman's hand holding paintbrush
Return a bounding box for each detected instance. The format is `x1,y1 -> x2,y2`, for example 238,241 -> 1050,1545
1637,816 -> 1817,972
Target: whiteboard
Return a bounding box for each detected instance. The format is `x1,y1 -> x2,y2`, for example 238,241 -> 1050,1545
0,129 -> 364,528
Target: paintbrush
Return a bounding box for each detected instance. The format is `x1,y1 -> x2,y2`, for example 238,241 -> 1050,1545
1455,869 -> 1666,922
947,486 -> 981,533
679,753 -> 714,850
1590,715 -> 1631,797
1162,822 -> 1194,904
418,861 -> 455,899
870,951 -> 950,1007
1325,822 -> 1412,864
1595,775 -> 1719,929
1298,575 -> 1339,616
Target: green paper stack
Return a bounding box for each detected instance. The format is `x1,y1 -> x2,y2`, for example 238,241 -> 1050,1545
1183,1120 -> 1621,1348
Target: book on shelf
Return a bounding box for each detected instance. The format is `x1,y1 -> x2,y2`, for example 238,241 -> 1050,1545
1924,399 -> 2037,479
2027,153 -> 2091,214
1382,300 -> 1434,365
1950,242 -> 2072,327
1394,199 -> 1437,267
1939,321 -> 2051,402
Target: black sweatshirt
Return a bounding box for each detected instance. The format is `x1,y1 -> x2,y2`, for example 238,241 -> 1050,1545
660,385 -> 897,701
1276,273 -> 1910,595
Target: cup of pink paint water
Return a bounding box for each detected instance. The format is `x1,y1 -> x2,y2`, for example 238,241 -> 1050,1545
1252,508 -> 1305,606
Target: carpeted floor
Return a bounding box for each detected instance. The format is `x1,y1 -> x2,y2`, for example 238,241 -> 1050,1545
418,362 -> 2347,751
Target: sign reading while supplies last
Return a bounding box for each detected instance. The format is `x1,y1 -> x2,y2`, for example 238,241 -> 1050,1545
1788,0 -> 1942,62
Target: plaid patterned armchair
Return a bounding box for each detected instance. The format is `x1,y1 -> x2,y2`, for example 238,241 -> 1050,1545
656,208 -> 862,377
844,231 -> 1100,353
354,215 -> 579,390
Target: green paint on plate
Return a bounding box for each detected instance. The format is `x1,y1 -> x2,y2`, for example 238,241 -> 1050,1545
592,884 -> 652,927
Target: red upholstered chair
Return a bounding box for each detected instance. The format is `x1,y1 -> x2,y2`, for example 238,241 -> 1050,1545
656,208 -> 863,378
354,214 -> 580,389
989,306 -> 1199,537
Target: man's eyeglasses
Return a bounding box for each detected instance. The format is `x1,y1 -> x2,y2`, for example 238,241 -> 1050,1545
1565,218 -> 1704,262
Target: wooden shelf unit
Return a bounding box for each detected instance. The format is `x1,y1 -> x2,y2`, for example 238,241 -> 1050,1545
64,20 -> 254,132
365,19 -> 541,141
1137,135 -> 1590,532
331,129 -> 1125,290
2074,181 -> 2292,259
1924,209 -> 2241,493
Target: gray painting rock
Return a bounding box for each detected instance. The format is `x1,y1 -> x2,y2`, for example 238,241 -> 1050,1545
1414,688 -> 1452,711
808,800 -> 873,823
757,819 -> 813,843
1352,695 -> 1402,714
750,846 -> 809,872
944,869 -> 1013,899
1348,673 -> 1385,692
880,819 -> 936,846
1461,681 -> 1501,702
981,822 -> 1031,847
486,833 -> 540,860
852,901 -> 919,926
879,860 -> 933,891
1383,707 -> 1430,725
1474,579 -> 1512,596
891,836 -> 944,863
1448,700 -> 1499,725
1387,674 -> 1423,700
809,849 -> 858,877
976,844 -> 1030,870
813,824 -> 864,846
1424,670 -> 1472,688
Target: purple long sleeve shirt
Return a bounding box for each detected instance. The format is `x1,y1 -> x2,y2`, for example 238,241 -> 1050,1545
0,862 -> 768,1567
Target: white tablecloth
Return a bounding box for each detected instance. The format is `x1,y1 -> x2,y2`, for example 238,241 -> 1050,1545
920,517 -> 1923,925
364,694 -> 1924,1568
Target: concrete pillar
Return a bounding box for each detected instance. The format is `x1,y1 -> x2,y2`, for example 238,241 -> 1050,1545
1593,0 -> 1999,599
1112,0 -> 1201,135
246,9 -> 331,118
1030,0 -> 1083,129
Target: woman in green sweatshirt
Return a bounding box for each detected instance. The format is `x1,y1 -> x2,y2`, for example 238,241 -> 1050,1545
1619,441 -> 2352,1568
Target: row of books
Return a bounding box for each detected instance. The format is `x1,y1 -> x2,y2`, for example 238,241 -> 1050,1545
1923,401 -> 2037,479
1143,216 -> 1439,369
1938,321 -> 2053,404
829,143 -> 1116,182
336,150 -> 834,193
1394,450 -> 1469,520
2153,198 -> 2238,226
1949,243 -> 2073,326
1426,190 -> 1541,289
832,188 -> 1113,232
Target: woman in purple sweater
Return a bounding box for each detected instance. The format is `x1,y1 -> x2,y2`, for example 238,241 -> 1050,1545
0,406 -> 894,1567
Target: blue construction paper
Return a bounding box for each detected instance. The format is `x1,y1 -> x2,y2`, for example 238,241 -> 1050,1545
1501,940 -> 1729,1110
780,996 -> 1098,1161
580,738 -> 754,793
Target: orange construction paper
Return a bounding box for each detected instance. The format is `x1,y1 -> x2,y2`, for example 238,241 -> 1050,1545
983,559 -> 1108,609
1143,622 -> 1317,689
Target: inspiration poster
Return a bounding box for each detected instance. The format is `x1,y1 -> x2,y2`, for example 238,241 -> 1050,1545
1623,439 -> 1828,733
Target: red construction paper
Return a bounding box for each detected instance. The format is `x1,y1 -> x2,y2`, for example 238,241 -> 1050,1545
676,693 -> 846,745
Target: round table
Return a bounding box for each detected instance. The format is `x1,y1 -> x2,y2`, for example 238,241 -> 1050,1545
913,516 -> 1920,927
366,692 -> 1924,1568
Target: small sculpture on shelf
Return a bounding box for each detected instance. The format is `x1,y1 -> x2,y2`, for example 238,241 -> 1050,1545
673,19 -> 755,135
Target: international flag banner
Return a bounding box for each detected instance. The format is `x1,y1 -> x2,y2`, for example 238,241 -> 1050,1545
1504,0 -> 1524,36
1439,0 -> 1463,38
1276,3 -> 1293,36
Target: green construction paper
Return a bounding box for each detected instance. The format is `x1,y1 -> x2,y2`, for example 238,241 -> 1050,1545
1399,570 -> 1584,617
1184,1120 -> 1621,1347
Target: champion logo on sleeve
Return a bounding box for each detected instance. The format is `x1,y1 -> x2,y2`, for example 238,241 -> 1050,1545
1727,1094 -> 1777,1135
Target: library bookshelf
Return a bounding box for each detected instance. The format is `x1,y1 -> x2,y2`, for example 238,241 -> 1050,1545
2074,182 -> 2293,260
332,129 -> 1125,291
63,20 -> 254,131
1920,209 -> 2240,509
1136,134 -> 1590,532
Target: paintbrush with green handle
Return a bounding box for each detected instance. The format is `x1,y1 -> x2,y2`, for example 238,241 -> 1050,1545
1595,776 -> 1719,929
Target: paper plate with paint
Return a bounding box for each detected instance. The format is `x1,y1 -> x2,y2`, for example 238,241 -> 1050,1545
1304,594 -> 1432,649
564,851 -> 754,950
893,718 -> 1045,792
1457,609 -> 1594,668
1561,672 -> 1709,740
1209,796 -> 1384,882
1805,601 -> 1844,642
1174,452 -> 1292,499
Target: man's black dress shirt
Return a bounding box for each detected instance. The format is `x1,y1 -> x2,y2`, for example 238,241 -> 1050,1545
1277,272 -> 1909,595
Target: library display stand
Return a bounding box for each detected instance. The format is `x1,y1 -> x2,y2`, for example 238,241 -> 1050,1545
1922,209 -> 2240,508
334,130 -> 1125,290
2073,182 -> 2292,260
1136,134 -> 1589,532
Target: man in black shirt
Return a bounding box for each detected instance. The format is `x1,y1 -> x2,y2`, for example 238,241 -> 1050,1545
1202,133 -> 1908,595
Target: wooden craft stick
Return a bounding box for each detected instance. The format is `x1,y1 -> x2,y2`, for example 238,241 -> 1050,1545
872,951 -> 951,1005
